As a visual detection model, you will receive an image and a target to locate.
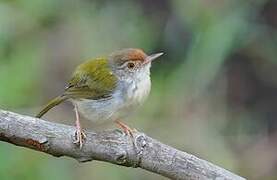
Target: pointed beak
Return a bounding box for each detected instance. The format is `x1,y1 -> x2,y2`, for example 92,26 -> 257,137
144,52 -> 164,64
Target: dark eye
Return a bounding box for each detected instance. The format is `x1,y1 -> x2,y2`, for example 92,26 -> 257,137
127,62 -> 135,69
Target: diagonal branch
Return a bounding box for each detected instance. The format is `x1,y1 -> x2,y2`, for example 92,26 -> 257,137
0,109 -> 245,180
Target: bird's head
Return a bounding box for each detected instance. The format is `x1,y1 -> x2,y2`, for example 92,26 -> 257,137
108,48 -> 163,80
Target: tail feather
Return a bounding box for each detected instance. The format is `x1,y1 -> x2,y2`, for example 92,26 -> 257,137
36,95 -> 68,118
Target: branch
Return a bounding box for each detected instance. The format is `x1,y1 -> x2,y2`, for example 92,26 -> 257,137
0,109 -> 245,180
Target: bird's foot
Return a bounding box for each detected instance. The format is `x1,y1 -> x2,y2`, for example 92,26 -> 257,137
115,120 -> 137,137
73,104 -> 86,149
74,128 -> 86,149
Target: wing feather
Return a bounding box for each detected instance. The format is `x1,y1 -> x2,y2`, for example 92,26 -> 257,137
64,58 -> 117,100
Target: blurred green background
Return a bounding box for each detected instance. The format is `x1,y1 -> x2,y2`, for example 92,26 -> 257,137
1,0 -> 277,179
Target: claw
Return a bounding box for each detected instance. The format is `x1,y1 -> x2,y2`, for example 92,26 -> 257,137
74,129 -> 86,149
115,120 -> 136,138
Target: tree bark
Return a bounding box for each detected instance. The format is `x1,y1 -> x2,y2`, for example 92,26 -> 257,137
0,109 -> 245,180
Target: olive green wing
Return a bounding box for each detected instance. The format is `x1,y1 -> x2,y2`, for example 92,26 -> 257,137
64,58 -> 117,100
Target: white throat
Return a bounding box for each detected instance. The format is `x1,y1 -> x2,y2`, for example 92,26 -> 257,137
120,63 -> 151,106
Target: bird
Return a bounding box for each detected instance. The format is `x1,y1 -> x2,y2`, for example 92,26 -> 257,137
36,48 -> 163,148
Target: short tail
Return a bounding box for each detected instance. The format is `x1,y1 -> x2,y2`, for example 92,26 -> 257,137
36,95 -> 68,118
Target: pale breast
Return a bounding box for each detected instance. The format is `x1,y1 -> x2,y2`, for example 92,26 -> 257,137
74,96 -> 122,123
74,74 -> 151,123
126,73 -> 151,107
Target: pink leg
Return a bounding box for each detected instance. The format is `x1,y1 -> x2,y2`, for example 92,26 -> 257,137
115,119 -> 136,137
73,104 -> 86,148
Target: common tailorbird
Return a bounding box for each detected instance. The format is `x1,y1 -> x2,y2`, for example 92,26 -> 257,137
36,48 -> 163,148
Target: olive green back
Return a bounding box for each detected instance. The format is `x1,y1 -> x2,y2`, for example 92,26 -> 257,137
65,58 -> 117,100
36,58 -> 117,118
